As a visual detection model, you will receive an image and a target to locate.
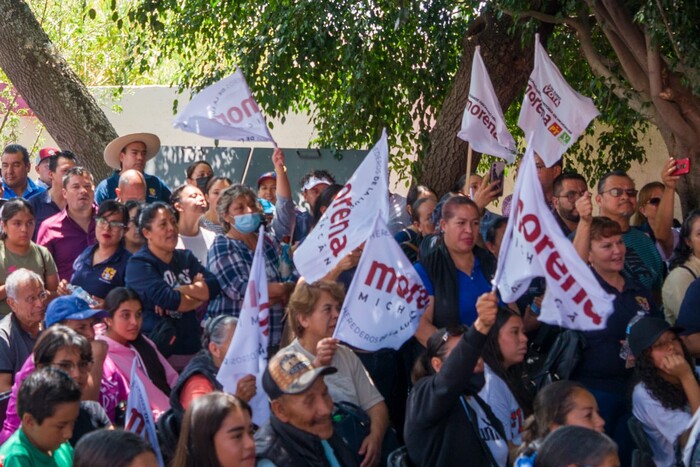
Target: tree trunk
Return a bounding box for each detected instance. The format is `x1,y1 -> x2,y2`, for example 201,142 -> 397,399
419,12 -> 533,196
0,0 -> 116,181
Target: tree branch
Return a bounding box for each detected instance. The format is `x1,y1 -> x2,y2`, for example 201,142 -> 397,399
646,35 -> 696,147
599,0 -> 648,72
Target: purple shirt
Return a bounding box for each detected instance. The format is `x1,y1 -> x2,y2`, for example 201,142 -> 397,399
36,208 -> 96,281
28,190 -> 61,240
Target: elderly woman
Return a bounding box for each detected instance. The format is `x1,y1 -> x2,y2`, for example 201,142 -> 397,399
206,184 -> 295,351
125,202 -> 220,369
414,195 -> 496,343
282,280 -> 389,467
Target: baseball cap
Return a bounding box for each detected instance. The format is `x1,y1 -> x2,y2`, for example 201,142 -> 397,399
36,147 -> 59,165
262,350 -> 337,400
45,295 -> 108,328
302,176 -> 333,192
628,317 -> 682,357
257,171 -> 276,188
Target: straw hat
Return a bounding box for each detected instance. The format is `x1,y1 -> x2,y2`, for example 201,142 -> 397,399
103,133 -> 161,169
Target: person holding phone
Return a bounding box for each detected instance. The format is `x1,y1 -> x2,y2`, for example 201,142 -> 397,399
636,157 -> 685,261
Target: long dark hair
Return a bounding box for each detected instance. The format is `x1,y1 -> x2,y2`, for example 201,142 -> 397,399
74,429 -> 155,467
521,381 -> 588,445
670,209 -> 700,270
171,392 -> 253,467
536,426 -> 617,467
635,332 -> 699,410
104,287 -> 171,396
0,198 -> 34,240
482,307 -> 534,416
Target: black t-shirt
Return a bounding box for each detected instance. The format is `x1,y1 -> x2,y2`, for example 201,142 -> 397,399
69,401 -> 111,446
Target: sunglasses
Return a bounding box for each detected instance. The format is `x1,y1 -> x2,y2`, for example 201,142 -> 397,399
647,197 -> 661,206
599,188 -> 638,198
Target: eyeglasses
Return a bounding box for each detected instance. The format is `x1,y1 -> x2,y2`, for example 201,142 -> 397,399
647,197 -> 661,206
22,291 -> 48,304
599,188 -> 638,198
96,217 -> 126,230
556,190 -> 588,202
651,335 -> 680,351
53,359 -> 93,374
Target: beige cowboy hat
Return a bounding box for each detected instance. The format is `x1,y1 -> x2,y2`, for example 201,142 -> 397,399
103,133 -> 161,169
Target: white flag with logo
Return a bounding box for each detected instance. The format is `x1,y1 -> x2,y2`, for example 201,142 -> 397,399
217,225 -> 270,426
294,129 -> 390,283
457,46 -> 517,163
173,68 -> 275,143
517,34 -> 599,167
126,360 -> 164,467
333,216 -> 428,350
493,140 -> 614,330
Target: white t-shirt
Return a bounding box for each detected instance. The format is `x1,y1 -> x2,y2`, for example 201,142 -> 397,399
287,339 -> 384,411
176,227 -> 216,266
468,396 -> 509,466
632,382 -> 690,466
479,364 -> 525,445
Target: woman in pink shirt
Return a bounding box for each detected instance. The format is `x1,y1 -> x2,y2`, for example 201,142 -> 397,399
97,286 -> 178,421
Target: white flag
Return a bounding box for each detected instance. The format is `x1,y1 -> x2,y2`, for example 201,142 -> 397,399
217,226 -> 270,426
494,139 -> 614,331
126,360 -> 164,467
332,217 -> 428,351
517,34 -> 599,167
293,129 -> 390,283
173,68 -> 275,143
457,46 -> 517,163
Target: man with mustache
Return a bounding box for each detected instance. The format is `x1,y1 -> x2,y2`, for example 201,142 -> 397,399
552,173 -> 588,237
574,170 -> 664,296
37,167 -> 97,282
256,350 -> 359,467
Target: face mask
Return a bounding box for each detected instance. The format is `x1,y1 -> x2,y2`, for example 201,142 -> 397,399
234,213 -> 262,234
195,176 -> 212,193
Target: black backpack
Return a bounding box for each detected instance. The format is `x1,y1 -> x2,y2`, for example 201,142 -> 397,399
524,325 -> 587,394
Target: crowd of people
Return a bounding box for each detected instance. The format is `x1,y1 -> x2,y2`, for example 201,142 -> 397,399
0,132 -> 696,467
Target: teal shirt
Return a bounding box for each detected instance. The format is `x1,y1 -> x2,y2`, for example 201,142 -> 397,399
0,429 -> 73,467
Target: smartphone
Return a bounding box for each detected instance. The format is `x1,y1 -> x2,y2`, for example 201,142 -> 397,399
672,158 -> 690,176
489,161 -> 506,197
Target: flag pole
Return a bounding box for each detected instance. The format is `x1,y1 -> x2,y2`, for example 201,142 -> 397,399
465,145 -> 473,198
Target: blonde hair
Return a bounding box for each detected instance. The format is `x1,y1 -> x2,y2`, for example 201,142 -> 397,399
286,281 -> 345,338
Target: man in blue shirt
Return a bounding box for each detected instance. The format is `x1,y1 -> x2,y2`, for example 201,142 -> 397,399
94,133 -> 171,204
1,144 -> 45,200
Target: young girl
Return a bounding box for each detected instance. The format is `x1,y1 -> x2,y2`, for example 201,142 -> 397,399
630,316 -> 700,465
98,287 -> 178,420
516,381 -> 605,465
171,392 -> 255,467
479,308 -> 532,454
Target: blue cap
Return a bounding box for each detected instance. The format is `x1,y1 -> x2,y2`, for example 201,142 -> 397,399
45,296 -> 108,328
